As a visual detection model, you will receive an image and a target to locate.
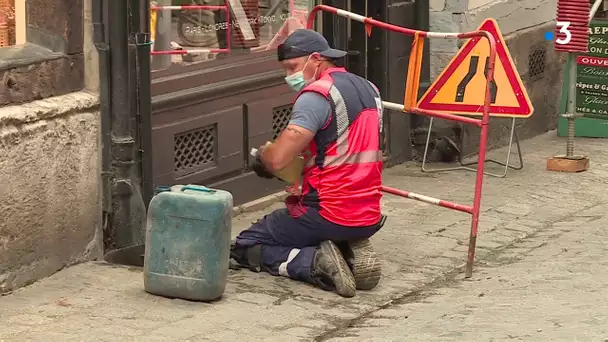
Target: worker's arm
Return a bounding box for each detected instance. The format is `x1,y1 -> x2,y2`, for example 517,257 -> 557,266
259,92 -> 331,172
260,125 -> 314,171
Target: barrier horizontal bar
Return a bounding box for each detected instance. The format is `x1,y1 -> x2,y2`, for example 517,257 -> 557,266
382,101 -> 482,127
308,5 -> 493,42
381,186 -> 473,214
151,49 -> 228,55
151,5 -> 227,11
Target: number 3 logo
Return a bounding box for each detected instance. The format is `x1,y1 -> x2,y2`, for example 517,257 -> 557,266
556,21 -> 572,45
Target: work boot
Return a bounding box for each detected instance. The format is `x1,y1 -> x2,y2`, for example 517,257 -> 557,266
311,241 -> 356,298
338,238 -> 382,291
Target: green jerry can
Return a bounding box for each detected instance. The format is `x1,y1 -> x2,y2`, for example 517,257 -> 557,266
143,184 -> 233,301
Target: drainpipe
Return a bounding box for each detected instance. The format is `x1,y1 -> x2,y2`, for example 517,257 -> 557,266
93,0 -> 114,249
108,0 -> 145,250
138,0 -> 154,208
131,0 -> 154,208
415,0 -> 430,95
412,0 -> 430,131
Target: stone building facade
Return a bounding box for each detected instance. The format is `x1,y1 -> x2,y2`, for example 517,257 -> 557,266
0,0 -> 564,293
0,0 -> 102,293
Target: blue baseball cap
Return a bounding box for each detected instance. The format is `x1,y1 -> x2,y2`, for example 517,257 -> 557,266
277,29 -> 347,61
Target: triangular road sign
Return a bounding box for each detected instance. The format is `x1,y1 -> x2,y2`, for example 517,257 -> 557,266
417,18 -> 533,118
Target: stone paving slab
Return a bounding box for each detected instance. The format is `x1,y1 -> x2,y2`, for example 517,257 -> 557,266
1,132 -> 607,341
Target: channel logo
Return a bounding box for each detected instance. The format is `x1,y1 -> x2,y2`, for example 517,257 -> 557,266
545,21 -> 573,45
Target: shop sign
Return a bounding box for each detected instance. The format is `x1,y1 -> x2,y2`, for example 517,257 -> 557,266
576,20 -> 608,120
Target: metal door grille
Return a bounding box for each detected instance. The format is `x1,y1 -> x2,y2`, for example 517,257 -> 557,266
174,124 -> 217,173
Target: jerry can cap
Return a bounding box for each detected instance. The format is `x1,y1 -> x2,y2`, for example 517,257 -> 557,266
154,186 -> 171,195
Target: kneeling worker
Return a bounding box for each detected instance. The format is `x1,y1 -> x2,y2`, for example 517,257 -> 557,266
231,29 -> 385,298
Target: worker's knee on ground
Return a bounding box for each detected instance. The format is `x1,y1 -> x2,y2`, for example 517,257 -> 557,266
230,243 -> 263,272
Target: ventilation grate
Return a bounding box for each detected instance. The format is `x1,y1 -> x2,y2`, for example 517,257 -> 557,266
528,47 -> 547,80
272,105 -> 293,140
174,124 -> 217,173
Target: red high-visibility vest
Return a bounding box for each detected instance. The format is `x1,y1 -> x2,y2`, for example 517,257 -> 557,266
288,67 -> 383,227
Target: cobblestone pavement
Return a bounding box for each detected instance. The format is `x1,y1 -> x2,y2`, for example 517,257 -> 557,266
325,203 -> 608,341
1,132 -> 607,341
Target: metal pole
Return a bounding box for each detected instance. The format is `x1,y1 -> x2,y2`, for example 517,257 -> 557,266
151,0 -> 172,69
93,0 -> 114,252
415,0 -> 430,93
136,0 -> 154,208
412,0 -> 431,136
564,52 -> 578,158
562,2 -> 599,158
108,0 -> 144,249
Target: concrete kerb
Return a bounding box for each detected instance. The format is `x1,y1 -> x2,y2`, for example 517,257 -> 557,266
232,190 -> 288,217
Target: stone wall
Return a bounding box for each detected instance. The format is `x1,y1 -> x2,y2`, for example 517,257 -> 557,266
0,0 -> 101,293
0,92 -> 102,293
430,0 -> 557,78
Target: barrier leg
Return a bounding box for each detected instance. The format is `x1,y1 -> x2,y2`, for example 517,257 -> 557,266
465,119 -> 490,278
422,117 -> 523,178
459,118 -> 523,178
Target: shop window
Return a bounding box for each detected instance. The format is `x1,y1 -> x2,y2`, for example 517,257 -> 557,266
151,0 -> 315,67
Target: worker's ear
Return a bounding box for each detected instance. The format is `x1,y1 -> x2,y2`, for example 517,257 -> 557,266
309,52 -> 323,64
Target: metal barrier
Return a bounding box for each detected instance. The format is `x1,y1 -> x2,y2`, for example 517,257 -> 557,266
307,5 -> 497,278
151,3 -> 231,55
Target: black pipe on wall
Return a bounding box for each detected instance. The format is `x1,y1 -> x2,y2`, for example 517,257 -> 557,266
107,0 -> 146,251
93,0 -> 114,248
133,0 -> 154,208
415,0 -> 430,94
411,0 -> 432,135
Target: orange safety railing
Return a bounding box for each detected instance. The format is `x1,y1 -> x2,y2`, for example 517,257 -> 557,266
307,5 -> 497,277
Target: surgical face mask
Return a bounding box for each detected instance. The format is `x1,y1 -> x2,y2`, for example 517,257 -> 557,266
284,58 -> 318,92
285,71 -> 308,92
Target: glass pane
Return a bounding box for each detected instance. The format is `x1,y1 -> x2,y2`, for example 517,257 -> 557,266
150,0 -> 315,69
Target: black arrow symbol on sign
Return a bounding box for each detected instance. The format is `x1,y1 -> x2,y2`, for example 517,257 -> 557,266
455,56 -> 498,103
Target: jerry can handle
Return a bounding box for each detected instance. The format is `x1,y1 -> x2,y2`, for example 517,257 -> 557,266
181,185 -> 215,193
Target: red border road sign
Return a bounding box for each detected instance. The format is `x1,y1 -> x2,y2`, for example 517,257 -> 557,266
417,18 -> 534,118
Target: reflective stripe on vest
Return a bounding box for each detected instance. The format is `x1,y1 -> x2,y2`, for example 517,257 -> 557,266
304,82 -> 382,168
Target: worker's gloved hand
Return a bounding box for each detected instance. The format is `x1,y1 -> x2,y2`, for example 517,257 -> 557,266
252,155 -> 275,179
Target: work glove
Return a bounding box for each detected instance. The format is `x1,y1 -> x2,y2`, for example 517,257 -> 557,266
252,155 -> 275,179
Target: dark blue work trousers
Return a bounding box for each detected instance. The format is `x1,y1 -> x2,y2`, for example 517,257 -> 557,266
232,207 -> 380,283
